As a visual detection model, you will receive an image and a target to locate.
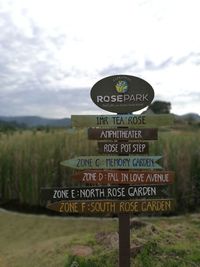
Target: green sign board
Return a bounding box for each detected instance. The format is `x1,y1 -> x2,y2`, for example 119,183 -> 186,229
61,156 -> 162,170
71,114 -> 174,128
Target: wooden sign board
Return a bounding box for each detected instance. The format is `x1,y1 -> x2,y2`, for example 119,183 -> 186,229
98,142 -> 149,154
71,114 -> 174,128
71,170 -> 175,185
41,185 -> 172,202
90,75 -> 154,113
60,156 -> 162,170
47,199 -> 175,214
88,128 -> 157,140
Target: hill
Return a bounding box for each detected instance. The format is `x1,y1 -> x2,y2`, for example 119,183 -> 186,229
173,113 -> 200,125
0,116 -> 71,128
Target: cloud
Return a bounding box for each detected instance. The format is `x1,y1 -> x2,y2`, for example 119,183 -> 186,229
0,0 -> 200,118
144,57 -> 173,71
99,62 -> 138,76
0,3 -> 76,93
172,94 -> 200,115
98,52 -> 200,78
0,88 -> 94,118
144,53 -> 200,71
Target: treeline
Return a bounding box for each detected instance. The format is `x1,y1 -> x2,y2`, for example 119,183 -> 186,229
0,128 -> 200,213
0,120 -> 65,133
0,120 -> 27,132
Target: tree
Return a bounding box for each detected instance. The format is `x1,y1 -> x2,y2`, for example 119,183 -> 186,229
147,100 -> 171,114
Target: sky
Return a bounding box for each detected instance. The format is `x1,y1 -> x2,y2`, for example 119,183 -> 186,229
0,0 -> 200,118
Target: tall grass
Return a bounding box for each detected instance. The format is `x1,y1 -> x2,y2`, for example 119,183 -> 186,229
0,128 -> 199,212
151,129 -> 200,211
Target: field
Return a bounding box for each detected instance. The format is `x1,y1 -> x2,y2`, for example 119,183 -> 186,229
0,125 -> 200,267
0,209 -> 200,267
0,127 -> 200,212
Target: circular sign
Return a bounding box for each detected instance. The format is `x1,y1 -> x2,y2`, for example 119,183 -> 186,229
90,75 -> 154,113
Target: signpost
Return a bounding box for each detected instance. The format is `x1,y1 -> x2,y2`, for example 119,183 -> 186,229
88,128 -> 158,140
47,199 -> 174,214
90,75 -> 155,113
71,170 -> 175,185
41,185 -> 171,201
41,74 -> 175,267
71,114 -> 174,128
60,155 -> 162,170
98,142 -> 149,154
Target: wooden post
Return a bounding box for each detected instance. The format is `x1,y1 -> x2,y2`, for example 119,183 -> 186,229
118,121 -> 130,267
119,213 -> 130,267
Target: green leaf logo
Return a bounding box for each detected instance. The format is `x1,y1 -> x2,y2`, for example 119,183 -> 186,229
115,80 -> 128,93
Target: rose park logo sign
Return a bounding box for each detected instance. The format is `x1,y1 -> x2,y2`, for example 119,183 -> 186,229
90,75 -> 154,113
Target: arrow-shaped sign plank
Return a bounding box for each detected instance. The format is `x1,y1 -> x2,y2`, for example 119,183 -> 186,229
61,156 -> 162,170
71,170 -> 175,185
47,199 -> 175,214
41,185 -> 172,202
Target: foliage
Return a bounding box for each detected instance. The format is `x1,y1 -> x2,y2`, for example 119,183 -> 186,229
0,119 -> 27,132
147,100 -> 171,114
64,252 -> 117,267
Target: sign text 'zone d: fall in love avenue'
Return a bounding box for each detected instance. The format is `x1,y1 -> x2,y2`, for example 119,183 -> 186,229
71,170 -> 175,185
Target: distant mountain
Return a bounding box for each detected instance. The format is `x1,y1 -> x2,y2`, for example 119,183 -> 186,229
0,116 -> 71,128
180,113 -> 200,122
174,113 -> 200,124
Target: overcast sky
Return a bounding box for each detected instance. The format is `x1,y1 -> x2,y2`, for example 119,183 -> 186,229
0,0 -> 200,118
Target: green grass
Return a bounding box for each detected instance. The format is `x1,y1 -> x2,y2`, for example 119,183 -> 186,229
0,210 -> 117,267
1,210 -> 200,267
